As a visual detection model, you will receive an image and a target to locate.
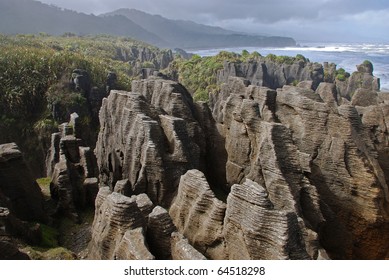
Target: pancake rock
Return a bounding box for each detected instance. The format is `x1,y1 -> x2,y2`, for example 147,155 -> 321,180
88,188 -> 152,260
95,78 -> 206,206
47,113 -> 99,219
0,143 -> 46,222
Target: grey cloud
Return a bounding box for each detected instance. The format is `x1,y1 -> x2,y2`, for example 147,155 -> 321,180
39,0 -> 389,22
38,0 -> 389,42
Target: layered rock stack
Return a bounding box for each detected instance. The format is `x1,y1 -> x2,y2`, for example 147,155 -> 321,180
217,57 -> 324,90
0,143 -> 47,259
88,65 -> 389,259
47,113 -> 99,220
95,78 -> 206,207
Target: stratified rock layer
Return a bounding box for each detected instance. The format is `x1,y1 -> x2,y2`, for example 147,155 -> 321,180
0,143 -> 46,222
91,71 -> 389,259
224,179 -> 310,259
95,78 -> 205,206
88,188 -> 152,260
169,170 -> 227,259
47,113 -> 99,219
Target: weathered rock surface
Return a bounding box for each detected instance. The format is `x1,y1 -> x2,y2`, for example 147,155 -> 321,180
47,114 -> 99,219
147,206 -> 176,259
88,189 -> 149,259
0,143 -> 46,222
90,67 -> 388,259
217,58 -> 324,90
114,228 -> 154,260
0,207 -> 32,260
224,180 -> 310,259
95,78 -> 206,206
336,62 -> 380,99
169,170 -> 227,259
171,232 -> 207,260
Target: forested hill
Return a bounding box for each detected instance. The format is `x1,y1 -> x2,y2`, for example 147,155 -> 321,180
0,0 -> 296,49
0,0 -> 167,46
102,8 -> 297,49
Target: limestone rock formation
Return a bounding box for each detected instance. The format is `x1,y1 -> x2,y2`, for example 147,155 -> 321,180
90,65 -> 388,259
169,170 -> 227,259
0,143 -> 46,222
217,58 -> 324,90
47,114 -> 99,219
88,188 -> 151,260
171,232 -> 207,260
95,78 -> 206,206
224,179 -> 310,259
0,144 -> 47,259
147,206 -> 176,259
336,61 -> 380,99
0,207 -> 33,260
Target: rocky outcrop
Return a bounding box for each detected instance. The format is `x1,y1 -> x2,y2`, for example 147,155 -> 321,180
95,78 -> 206,206
47,114 -> 99,219
170,232 -> 207,260
217,58 -> 324,91
0,144 -> 48,260
91,70 -> 389,259
224,179 -> 310,259
0,143 -> 46,222
336,61 -> 380,99
122,47 -> 174,75
88,188 -> 151,260
169,170 -> 227,259
147,206 -> 176,259
0,207 -> 35,260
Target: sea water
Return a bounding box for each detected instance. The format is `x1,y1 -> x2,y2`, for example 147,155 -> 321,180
191,43 -> 389,91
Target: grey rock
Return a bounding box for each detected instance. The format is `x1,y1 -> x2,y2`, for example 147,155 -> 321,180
169,170 -> 227,259
224,179 -> 310,259
95,78 -> 206,206
217,59 -> 323,91
147,206 -> 176,259
115,228 -> 154,260
88,191 -> 145,259
0,143 -> 46,222
171,232 -> 207,260
48,114 -> 99,218
351,88 -> 379,107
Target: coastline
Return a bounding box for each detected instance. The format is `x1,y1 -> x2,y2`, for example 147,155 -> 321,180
188,43 -> 389,91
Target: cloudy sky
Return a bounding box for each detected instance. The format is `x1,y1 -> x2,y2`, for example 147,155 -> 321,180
38,0 -> 389,43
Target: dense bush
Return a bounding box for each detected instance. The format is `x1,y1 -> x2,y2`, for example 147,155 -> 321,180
335,68 -> 350,81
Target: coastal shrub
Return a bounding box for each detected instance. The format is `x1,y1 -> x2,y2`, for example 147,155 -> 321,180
194,89 -> 209,102
141,61 -> 155,68
241,49 -> 249,58
296,54 -> 308,62
335,68 -> 350,81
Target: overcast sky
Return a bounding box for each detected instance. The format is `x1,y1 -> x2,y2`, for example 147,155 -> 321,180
38,0 -> 389,43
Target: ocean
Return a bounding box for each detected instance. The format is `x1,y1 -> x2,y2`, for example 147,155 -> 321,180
191,43 -> 389,91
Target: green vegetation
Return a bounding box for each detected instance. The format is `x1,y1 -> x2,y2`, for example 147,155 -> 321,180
36,177 -> 52,198
39,224 -> 59,248
335,68 -> 350,82
266,53 -> 308,65
363,60 -> 372,66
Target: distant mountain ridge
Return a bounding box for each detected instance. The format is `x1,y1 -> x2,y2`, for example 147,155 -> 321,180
102,8 -> 296,49
0,0 -> 296,49
0,0 -> 167,46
